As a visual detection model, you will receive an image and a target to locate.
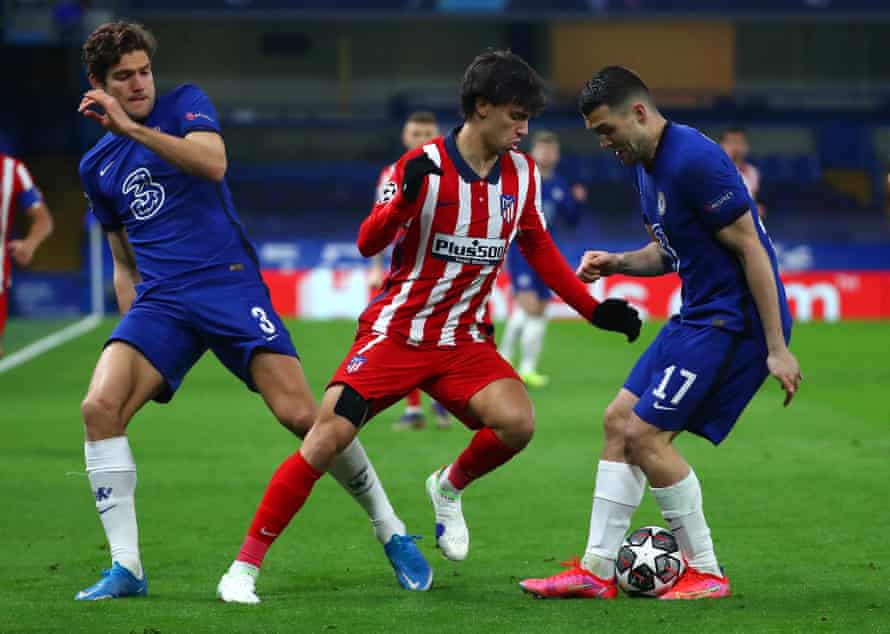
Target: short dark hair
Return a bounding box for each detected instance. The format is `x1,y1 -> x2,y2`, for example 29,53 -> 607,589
460,49 -> 546,120
578,66 -> 651,117
720,126 -> 748,141
83,21 -> 157,82
406,110 -> 437,125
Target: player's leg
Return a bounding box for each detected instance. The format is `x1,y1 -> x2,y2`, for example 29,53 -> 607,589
518,323 -> 678,599
250,351 -> 407,546
394,388 -> 426,430
425,347 -> 532,561
623,323 -> 751,599
518,387 -> 643,599
75,341 -> 167,600
515,287 -> 550,387
76,297 -> 204,601
623,414 -> 729,599
219,384 -> 357,604
219,331 -> 433,602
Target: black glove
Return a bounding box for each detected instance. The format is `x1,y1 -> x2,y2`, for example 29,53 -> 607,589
401,154 -> 443,202
591,298 -> 642,343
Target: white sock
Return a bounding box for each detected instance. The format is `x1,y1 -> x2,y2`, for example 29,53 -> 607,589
85,436 -> 142,579
518,314 -> 547,375
328,439 -> 405,544
581,461 -> 646,579
499,307 -> 528,363
650,469 -> 722,577
228,560 -> 259,579
403,405 -> 422,416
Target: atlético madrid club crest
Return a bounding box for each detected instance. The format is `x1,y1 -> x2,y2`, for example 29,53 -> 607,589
346,355 -> 367,374
500,194 -> 517,224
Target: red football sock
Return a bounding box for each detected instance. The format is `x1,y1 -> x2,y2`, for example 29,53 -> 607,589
236,451 -> 323,568
406,389 -> 422,407
447,427 -> 521,490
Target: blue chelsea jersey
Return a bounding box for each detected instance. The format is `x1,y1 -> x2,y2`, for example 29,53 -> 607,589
635,122 -> 791,335
79,84 -> 257,286
539,174 -> 582,231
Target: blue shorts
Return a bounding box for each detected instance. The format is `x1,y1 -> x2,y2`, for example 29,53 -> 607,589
624,318 -> 784,445
507,243 -> 550,300
108,264 -> 298,403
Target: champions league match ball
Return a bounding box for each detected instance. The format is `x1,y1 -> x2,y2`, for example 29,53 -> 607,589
615,526 -> 686,597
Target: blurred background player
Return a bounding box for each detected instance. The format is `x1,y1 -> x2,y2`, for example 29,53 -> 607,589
75,21 -> 425,602
217,49 -> 642,605
0,153 -> 54,358
520,66 -> 801,601
498,130 -> 586,387
720,126 -> 766,218
369,110 -> 451,430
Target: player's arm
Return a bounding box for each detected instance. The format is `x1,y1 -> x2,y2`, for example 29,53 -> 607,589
78,89 -> 227,182
715,213 -> 802,405
516,189 -> 641,342
576,225 -> 672,283
357,153 -> 441,257
9,201 -> 53,267
106,229 -> 141,314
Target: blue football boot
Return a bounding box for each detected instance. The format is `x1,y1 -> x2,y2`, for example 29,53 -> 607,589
75,562 -> 147,601
384,534 -> 433,591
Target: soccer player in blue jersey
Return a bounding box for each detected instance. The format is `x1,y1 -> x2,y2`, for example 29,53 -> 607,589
74,21 -> 430,602
499,130 -> 586,387
520,66 -> 802,600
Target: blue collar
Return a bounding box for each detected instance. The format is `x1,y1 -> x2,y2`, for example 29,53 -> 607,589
445,126 -> 502,185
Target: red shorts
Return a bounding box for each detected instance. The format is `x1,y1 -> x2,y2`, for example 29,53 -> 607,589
328,329 -> 521,429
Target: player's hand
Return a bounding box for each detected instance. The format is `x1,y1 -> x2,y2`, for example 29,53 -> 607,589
8,240 -> 36,266
591,298 -> 642,343
78,89 -> 138,137
577,250 -> 620,283
401,154 -> 443,202
767,347 -> 802,406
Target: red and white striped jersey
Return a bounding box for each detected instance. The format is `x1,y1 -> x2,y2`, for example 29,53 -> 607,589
1,154 -> 42,292
357,132 -> 597,348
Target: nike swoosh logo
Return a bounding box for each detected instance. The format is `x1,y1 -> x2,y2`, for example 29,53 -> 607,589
99,160 -> 116,177
259,527 -> 278,537
653,402 -> 677,411
98,505 -> 116,514
403,576 -> 422,590
264,334 -> 279,342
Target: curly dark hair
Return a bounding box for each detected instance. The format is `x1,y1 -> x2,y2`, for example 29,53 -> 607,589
82,22 -> 157,82
460,49 -> 546,120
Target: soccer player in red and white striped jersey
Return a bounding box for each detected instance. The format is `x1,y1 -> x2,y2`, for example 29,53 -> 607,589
218,50 -> 642,603
0,153 -> 54,357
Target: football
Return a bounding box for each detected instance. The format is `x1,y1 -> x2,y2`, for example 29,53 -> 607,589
615,526 -> 686,597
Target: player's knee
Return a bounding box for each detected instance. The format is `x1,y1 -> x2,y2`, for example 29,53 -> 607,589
80,395 -> 120,434
603,401 -> 631,441
490,408 -> 535,450
623,422 -> 657,465
273,398 -> 318,438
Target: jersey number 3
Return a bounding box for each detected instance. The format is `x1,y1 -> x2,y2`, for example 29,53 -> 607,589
122,167 -> 166,220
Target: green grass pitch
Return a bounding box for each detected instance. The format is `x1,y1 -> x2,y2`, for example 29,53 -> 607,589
1,320 -> 887,633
